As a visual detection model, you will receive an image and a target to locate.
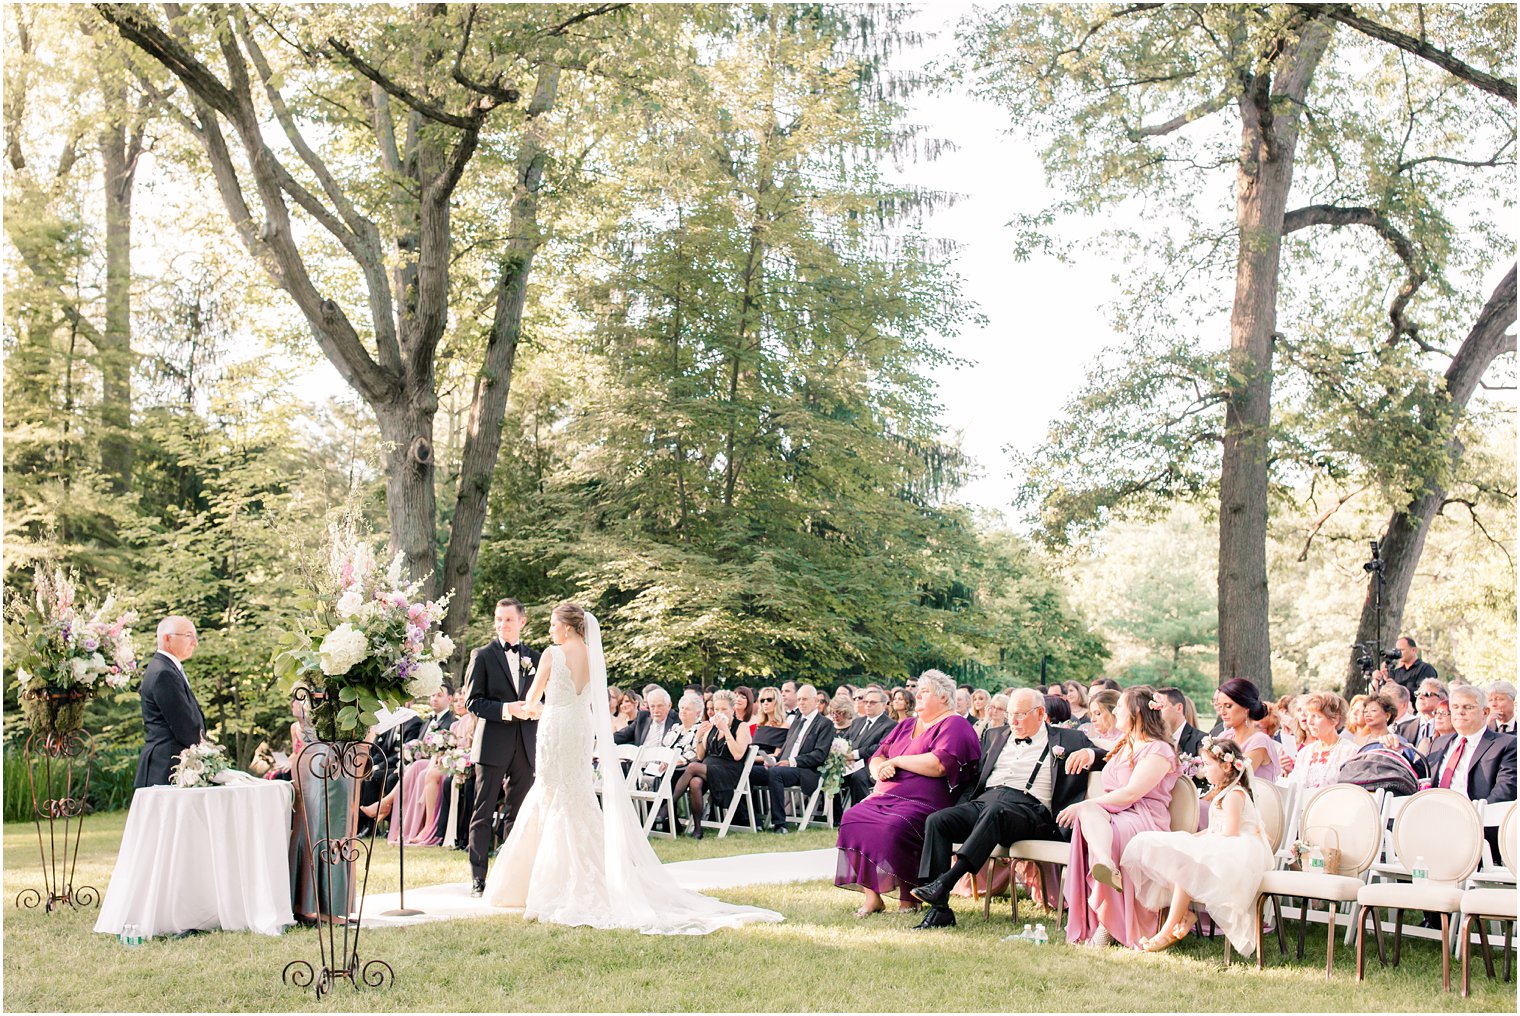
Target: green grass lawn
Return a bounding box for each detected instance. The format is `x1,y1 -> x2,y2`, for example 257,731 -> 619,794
3,810 -> 1514,1012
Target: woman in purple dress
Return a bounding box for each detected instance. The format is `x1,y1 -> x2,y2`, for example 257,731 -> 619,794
1059,684 -> 1179,947
835,670 -> 981,917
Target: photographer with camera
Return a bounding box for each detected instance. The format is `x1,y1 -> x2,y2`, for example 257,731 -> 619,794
1374,634 -> 1438,697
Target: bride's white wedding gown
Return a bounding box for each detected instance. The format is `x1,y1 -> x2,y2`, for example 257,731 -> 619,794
483,642 -> 782,934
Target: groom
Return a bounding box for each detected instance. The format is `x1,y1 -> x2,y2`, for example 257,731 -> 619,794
464,598 -> 540,896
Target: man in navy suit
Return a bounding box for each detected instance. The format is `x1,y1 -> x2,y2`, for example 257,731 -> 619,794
464,598 -> 540,896
134,616 -> 206,788
1427,685 -> 1517,806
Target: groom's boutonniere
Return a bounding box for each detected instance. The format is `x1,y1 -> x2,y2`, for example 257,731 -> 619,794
1051,745 -> 1067,759
521,653 -> 536,678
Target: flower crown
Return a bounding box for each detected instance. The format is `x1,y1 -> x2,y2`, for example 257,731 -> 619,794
1199,736 -> 1247,772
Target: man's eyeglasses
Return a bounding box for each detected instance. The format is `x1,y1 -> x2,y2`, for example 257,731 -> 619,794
1008,708 -> 1042,722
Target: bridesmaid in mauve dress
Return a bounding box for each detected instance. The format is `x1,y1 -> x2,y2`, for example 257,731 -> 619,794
1059,685 -> 1179,947
835,673 -> 981,916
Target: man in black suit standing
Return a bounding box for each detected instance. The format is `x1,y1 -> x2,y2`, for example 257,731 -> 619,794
464,598 -> 540,896
1155,687 -> 1205,756
762,684 -> 835,832
134,616 -> 206,788
842,688 -> 894,806
913,688 -> 1102,928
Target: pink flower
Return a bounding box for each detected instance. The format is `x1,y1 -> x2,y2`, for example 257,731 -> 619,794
408,603 -> 428,624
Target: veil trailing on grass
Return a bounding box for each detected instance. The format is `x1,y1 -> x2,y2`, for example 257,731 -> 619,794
584,610 -> 783,934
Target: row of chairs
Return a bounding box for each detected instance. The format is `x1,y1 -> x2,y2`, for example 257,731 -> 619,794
964,772 -> 1516,994
598,743 -> 835,839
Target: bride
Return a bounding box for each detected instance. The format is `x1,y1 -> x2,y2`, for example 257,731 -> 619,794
483,601 -> 783,934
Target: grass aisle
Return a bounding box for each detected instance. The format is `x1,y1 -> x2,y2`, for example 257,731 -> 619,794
3,813 -> 1512,1012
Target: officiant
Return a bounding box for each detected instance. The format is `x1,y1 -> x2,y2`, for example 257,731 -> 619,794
134,616 -> 206,788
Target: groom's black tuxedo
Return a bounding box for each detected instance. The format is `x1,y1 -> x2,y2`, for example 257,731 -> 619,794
464,639 -> 541,881
134,651 -> 206,788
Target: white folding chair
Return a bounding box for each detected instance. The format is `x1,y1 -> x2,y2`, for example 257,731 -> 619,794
1469,798 -> 1517,888
628,746 -> 680,839
1459,801 -> 1517,996
708,745 -> 760,838
594,743 -> 642,799
785,781 -> 834,831
1254,783 -> 1383,979
1355,788 -> 1483,992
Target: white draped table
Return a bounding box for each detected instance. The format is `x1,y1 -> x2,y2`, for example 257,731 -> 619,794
94,782 -> 296,938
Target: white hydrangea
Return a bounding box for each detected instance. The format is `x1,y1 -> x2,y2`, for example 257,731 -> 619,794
431,632 -> 455,661
409,660 -> 444,698
70,657 -> 93,684
335,589 -> 365,618
318,623 -> 369,676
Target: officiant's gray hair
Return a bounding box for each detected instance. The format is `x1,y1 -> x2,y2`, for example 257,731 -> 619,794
916,669 -> 956,707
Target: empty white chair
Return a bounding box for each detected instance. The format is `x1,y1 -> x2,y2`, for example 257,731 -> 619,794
1459,801 -> 1517,997
1354,788 -> 1483,992
1254,783 -> 1383,979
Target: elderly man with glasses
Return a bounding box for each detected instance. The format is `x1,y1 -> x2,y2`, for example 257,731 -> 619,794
134,616 -> 207,788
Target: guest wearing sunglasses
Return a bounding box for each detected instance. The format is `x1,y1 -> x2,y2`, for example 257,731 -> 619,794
751,686 -> 790,759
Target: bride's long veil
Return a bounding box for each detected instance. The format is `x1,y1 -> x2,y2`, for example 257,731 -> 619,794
583,611 -> 781,934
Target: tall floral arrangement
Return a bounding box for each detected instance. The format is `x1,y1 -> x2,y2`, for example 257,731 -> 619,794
273,524 -> 452,741
5,565 -> 138,735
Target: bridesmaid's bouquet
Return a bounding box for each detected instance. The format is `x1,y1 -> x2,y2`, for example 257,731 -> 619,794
404,728 -> 458,763
1177,752 -> 1212,795
436,743 -> 475,777
273,523 -> 453,740
820,737 -> 852,796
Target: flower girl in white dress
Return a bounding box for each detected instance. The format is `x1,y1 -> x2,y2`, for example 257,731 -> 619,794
1122,737 -> 1273,953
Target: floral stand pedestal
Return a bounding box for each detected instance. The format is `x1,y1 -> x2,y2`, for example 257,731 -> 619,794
15,695 -> 98,913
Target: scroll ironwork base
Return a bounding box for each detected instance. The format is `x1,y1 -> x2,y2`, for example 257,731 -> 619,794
15,729 -> 99,914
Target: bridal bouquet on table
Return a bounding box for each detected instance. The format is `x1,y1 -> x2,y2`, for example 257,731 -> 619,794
5,564 -> 139,736
820,737 -> 852,796
273,522 -> 452,741
171,743 -> 264,787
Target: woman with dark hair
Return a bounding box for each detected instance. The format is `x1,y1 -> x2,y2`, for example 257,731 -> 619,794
1059,685 -> 1179,948
888,686 -> 915,722
1211,678 -> 1283,782
1065,682 -> 1089,724
733,686 -> 756,726
1353,691 -> 1417,764
1044,694 -> 1073,725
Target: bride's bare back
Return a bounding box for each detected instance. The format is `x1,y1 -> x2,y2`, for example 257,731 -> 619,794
556,640 -> 591,695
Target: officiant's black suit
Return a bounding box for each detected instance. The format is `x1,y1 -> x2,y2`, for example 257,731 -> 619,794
918,723 -> 1103,884
464,639 -> 541,881
134,650 -> 206,788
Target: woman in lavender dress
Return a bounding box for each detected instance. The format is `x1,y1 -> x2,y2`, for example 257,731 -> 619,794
835,670 -> 981,917
1060,685 -> 1179,947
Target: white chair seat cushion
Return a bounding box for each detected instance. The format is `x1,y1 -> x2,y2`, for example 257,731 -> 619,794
1356,881 -> 1463,911
1461,887 -> 1518,920
1009,840 -> 1070,864
1259,870 -> 1365,901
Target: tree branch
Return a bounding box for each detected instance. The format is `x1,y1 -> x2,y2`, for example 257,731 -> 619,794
328,36 -> 479,129
1297,485 -> 1367,560
1129,91 -> 1233,138
1282,203 -> 1427,346
1296,3 -> 1516,104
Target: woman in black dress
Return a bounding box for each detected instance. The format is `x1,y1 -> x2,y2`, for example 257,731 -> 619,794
694,689 -> 756,827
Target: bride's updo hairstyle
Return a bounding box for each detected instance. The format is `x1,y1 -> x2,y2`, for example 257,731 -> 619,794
552,601 -> 587,638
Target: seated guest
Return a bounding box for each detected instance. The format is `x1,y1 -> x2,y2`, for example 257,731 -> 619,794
911,688 -> 1103,929
1386,684 -> 1416,742
970,688 -> 991,734
1087,677 -> 1120,704
1080,689 -> 1123,752
1345,694 -> 1370,741
613,686 -> 677,748
1428,685 -> 1517,806
659,690 -> 705,839
1154,687 -> 1204,756
375,683 -> 455,846
1353,691 -> 1417,764
693,690 -> 759,828
843,688 -> 895,805
751,686 -> 790,757
828,694 -> 855,732
1415,700 -> 1454,759
1044,694 -> 1072,726
608,686 -> 626,724
1212,678 -> 1283,782
835,670 -> 981,917
1060,685 -> 1179,948
762,684 -> 836,834
979,693 -> 1010,756
1125,737 -> 1273,954
954,686 -> 974,721
1065,682 -> 1089,725
1274,694 -> 1305,756
1285,692 -> 1358,791
1487,680 -> 1517,735
733,686 -> 757,728
888,687 -> 915,722
1403,678 -> 1448,744
357,704 -> 423,836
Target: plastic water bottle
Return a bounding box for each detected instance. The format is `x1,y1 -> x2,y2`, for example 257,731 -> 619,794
1308,845 -> 1325,872
1033,923 -> 1049,946
1002,922 -> 1033,943
1412,855 -> 1428,883
121,923 -> 139,946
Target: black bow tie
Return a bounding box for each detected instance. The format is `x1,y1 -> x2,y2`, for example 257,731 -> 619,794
502,642 -> 521,654
1015,736 -> 1033,745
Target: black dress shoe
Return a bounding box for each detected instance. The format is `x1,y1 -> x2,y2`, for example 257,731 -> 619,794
914,873 -> 955,909
470,878 -> 485,898
770,824 -> 790,834
913,905 -> 957,929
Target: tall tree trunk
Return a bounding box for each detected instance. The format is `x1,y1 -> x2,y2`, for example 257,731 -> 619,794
1217,17 -> 1331,696
375,397 -> 439,595
439,62 -> 559,671
1343,266 -> 1517,696
98,77 -> 139,491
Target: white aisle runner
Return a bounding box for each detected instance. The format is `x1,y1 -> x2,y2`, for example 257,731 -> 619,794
357,847 -> 835,928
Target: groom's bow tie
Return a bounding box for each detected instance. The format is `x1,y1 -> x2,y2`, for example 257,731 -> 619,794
1014,736 -> 1033,745
502,641 -> 521,654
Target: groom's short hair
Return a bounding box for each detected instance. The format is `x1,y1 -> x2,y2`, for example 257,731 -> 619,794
495,598 -> 524,616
